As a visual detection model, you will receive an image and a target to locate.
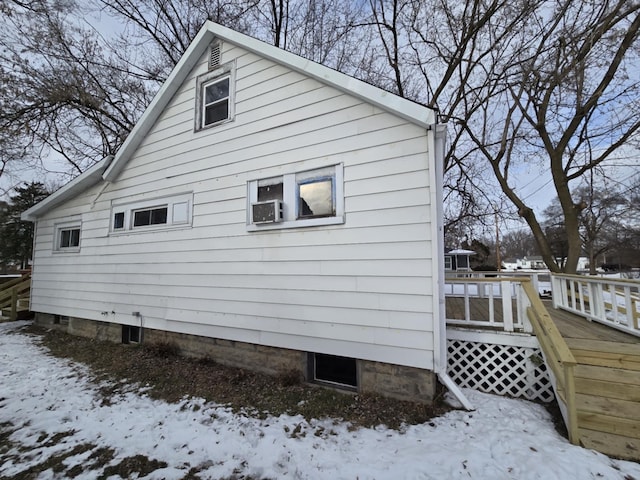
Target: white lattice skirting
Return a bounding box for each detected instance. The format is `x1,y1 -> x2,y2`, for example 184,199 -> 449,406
447,334 -> 555,403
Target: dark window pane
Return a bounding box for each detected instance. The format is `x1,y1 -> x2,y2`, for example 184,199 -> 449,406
133,209 -> 151,227
134,207 -> 167,227
298,178 -> 333,218
70,229 -> 80,247
150,207 -> 168,225
204,100 -> 229,125
314,353 -> 357,387
113,212 -> 124,229
60,230 -> 70,248
129,326 -> 140,343
205,78 -> 229,103
60,228 -> 80,248
258,182 -> 283,202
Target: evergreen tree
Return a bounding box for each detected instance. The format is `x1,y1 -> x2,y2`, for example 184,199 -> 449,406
0,182 -> 49,271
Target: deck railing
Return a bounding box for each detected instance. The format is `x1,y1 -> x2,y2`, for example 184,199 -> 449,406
444,276 -> 533,333
0,273 -> 31,321
551,273 -> 640,337
446,271 -> 550,296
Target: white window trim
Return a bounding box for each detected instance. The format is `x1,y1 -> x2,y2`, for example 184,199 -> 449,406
247,164 -> 344,231
53,221 -> 81,253
194,60 -> 236,131
110,193 -> 193,234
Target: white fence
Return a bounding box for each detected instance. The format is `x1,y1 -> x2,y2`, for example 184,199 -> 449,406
551,274 -> 640,336
444,276 -> 533,333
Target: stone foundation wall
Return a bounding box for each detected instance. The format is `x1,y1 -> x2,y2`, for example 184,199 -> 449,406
359,360 -> 436,402
34,313 -> 436,404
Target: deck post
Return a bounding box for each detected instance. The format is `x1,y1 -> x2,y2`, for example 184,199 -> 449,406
501,280 -> 514,332
10,287 -> 17,321
564,363 -> 579,445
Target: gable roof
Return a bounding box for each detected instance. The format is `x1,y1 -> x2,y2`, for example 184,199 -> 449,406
22,21 -> 438,220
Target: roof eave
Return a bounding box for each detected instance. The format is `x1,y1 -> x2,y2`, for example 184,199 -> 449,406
21,156 -> 112,222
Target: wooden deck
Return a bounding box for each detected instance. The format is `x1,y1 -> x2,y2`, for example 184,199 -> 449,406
544,301 -> 640,461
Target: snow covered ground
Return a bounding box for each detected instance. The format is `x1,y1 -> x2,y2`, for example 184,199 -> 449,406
1,321 -> 639,479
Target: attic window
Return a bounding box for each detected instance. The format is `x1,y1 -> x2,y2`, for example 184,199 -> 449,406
202,77 -> 230,126
195,61 -> 235,131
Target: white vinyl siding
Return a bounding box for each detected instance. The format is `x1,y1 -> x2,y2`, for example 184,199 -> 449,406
28,43 -> 438,370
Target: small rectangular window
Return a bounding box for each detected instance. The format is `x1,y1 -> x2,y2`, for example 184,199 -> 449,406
113,212 -> 125,230
133,206 -> 168,227
202,76 -> 230,127
122,325 -> 141,344
111,193 -> 192,233
258,181 -> 283,202
311,353 -> 357,389
444,256 -> 452,271
59,228 -> 80,249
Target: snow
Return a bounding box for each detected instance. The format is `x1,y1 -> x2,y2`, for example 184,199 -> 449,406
1,321 -> 640,479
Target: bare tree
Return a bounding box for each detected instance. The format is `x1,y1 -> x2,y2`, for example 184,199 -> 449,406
363,0 -> 545,245
0,0 -> 154,179
577,178 -> 640,274
478,0 -> 640,273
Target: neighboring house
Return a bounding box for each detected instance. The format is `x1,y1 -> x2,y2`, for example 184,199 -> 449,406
444,249 -> 475,272
517,256 -> 547,270
22,22 -> 468,406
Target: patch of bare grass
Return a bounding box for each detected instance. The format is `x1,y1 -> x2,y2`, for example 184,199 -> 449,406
21,323 -> 452,429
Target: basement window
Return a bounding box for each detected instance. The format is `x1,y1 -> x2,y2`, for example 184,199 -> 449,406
122,325 -> 141,344
53,315 -> 69,326
309,353 -> 358,390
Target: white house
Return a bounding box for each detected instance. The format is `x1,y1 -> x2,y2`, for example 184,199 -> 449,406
22,22 -> 468,406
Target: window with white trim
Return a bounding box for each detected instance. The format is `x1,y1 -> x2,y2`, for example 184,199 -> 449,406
111,193 -> 192,233
54,222 -> 81,252
247,164 -> 344,231
195,61 -> 235,131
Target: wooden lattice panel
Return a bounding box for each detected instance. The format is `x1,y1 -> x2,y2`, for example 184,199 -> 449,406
447,339 -> 554,402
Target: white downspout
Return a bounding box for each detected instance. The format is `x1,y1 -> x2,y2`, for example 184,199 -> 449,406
428,122 -> 473,411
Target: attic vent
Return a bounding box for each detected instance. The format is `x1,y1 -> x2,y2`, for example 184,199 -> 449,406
208,42 -> 221,70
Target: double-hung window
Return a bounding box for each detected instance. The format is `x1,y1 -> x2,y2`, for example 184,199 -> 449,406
202,77 -> 230,127
195,61 -> 235,131
247,164 -> 344,231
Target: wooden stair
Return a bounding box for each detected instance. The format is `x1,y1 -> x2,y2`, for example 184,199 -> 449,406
0,274 -> 31,321
540,300 -> 640,461
568,338 -> 640,460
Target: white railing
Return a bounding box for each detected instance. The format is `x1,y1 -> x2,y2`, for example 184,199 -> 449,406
551,274 -> 640,336
444,277 -> 533,333
446,271 -> 551,296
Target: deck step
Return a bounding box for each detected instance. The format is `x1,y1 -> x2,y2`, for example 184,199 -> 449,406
579,428 -> 640,461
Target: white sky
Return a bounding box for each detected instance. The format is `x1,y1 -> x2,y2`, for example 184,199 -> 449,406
1,320 -> 639,479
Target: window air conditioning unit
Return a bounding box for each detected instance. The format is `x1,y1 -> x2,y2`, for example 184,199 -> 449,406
251,200 -> 283,224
